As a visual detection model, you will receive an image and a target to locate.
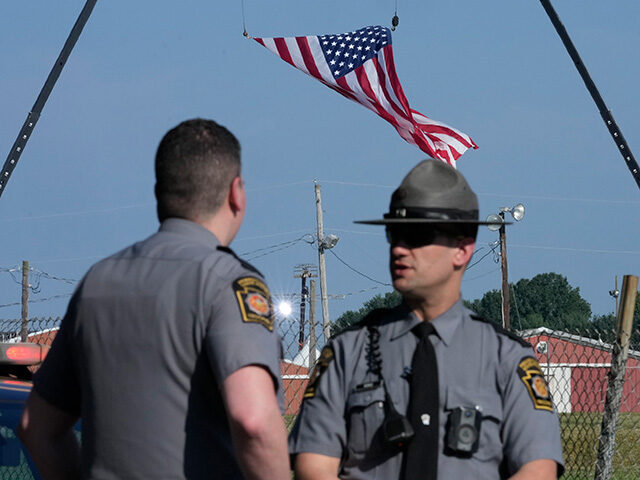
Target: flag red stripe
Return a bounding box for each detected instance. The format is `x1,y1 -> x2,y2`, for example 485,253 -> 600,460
412,115 -> 476,149
380,46 -> 412,114
354,66 -> 403,128
371,56 -> 413,121
424,125 -> 475,150
274,38 -> 296,68
296,37 -> 323,81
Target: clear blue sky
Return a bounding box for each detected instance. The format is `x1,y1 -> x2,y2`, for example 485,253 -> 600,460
1,1 -> 639,337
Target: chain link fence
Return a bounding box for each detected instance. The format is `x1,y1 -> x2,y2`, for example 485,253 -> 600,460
520,326 -> 640,480
279,319 -> 640,479
2,317 -> 638,478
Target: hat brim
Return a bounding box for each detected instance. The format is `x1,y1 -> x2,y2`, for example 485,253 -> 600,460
354,218 -> 512,226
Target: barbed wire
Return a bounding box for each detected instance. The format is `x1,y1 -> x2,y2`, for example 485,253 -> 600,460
0,293 -> 73,309
32,268 -> 77,285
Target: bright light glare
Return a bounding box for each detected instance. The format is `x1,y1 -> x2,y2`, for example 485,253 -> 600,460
277,301 -> 293,317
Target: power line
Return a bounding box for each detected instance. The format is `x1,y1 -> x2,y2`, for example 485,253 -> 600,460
477,192 -> 640,205
510,244 -> 640,255
235,229 -> 311,243
274,285 -> 388,302
0,203 -> 154,222
466,244 -> 500,270
241,235 -> 314,261
327,249 -> 391,286
245,181 -> 313,192
463,266 -> 501,283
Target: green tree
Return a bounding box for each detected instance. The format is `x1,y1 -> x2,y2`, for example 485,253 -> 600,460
467,273 -> 592,330
332,291 -> 402,336
591,292 -> 640,349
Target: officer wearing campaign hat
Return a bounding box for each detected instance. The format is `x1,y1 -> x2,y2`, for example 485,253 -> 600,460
289,160 -> 564,480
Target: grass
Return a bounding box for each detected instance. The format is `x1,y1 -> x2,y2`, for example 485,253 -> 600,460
281,412 -> 640,478
560,412 -> 640,480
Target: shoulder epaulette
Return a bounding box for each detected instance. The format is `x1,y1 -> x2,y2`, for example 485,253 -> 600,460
470,314 -> 532,349
335,308 -> 391,337
217,246 -> 264,277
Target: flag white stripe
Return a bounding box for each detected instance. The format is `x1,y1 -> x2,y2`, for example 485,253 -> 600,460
342,70 -> 380,116
379,49 -> 412,116
429,132 -> 468,155
306,37 -> 338,85
412,111 -> 473,144
260,38 -> 280,57
284,37 -> 310,76
362,59 -> 414,133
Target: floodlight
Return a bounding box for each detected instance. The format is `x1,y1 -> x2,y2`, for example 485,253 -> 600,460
511,203 -> 525,221
321,234 -> 340,250
485,214 -> 502,232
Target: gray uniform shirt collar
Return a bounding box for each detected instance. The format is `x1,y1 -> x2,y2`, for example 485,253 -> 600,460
159,218 -> 221,248
390,298 -> 465,347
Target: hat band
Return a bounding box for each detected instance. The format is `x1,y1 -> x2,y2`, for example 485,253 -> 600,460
384,207 -> 479,221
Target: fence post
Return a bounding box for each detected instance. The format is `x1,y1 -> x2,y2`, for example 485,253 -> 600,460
20,260 -> 29,342
308,280 -> 317,369
594,274 -> 638,480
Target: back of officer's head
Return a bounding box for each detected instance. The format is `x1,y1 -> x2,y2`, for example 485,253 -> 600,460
155,118 -> 241,222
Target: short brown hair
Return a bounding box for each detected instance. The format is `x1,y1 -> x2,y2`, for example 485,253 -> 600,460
155,119 -> 241,222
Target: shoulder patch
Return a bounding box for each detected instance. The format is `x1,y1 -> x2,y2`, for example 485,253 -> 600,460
470,314 -> 532,349
517,356 -> 553,411
217,246 -> 264,277
304,345 -> 334,399
233,276 -> 274,331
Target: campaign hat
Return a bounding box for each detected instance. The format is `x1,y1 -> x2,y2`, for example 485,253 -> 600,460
355,159 -> 507,226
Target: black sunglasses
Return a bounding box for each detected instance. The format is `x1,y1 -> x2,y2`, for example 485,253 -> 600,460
385,226 -> 442,247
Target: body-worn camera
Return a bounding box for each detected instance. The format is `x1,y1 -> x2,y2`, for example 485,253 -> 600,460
446,406 -> 482,454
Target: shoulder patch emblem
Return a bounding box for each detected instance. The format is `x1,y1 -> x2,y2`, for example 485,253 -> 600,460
233,276 -> 274,331
304,345 -> 334,399
517,356 -> 553,411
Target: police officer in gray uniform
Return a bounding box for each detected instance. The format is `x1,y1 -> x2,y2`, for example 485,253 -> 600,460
18,119 -> 290,480
290,159 -> 564,480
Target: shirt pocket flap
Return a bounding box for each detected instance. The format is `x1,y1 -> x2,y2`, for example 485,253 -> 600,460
445,386 -> 502,422
347,385 -> 386,410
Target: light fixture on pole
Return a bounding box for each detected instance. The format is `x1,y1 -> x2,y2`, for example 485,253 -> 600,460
314,181 -> 339,342
485,203 -> 525,330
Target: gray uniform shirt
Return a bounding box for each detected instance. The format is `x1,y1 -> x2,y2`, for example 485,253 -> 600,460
34,218 -> 283,479
289,300 -> 564,479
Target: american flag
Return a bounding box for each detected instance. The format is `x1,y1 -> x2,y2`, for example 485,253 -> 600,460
255,26 -> 477,165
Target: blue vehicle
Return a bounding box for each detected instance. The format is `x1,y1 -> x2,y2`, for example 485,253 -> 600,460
0,343 -> 48,479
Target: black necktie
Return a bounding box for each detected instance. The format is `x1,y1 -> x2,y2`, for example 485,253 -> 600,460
404,322 -> 439,480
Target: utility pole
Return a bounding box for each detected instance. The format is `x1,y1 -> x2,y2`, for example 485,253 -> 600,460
294,264 -> 317,351
20,260 -> 29,342
315,181 -> 331,342
308,280 -> 317,368
499,212 -> 510,331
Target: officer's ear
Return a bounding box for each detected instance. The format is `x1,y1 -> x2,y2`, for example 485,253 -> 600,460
452,237 -> 475,269
228,176 -> 246,216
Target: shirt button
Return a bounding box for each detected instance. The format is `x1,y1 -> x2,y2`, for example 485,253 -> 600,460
378,402 -> 384,408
